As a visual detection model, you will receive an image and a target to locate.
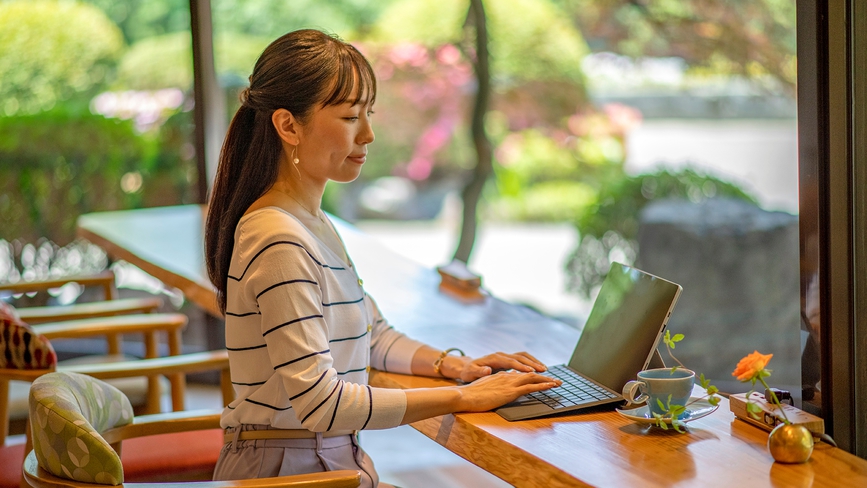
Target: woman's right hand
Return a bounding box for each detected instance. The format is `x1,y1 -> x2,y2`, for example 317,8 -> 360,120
401,370 -> 561,424
456,371 -> 562,413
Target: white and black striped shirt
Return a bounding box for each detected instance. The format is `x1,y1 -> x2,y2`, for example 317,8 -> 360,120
220,207 -> 424,432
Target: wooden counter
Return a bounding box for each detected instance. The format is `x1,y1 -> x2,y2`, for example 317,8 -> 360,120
78,204 -> 867,487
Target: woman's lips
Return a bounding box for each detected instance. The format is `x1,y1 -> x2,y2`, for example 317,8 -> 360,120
347,154 -> 366,164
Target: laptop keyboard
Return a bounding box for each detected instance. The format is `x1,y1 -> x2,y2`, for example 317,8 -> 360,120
526,364 -> 619,408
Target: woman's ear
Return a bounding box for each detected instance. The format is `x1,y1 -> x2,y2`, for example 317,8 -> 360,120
271,108 -> 301,145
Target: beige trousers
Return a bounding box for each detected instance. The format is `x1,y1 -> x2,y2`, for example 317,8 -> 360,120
213,424 -> 379,488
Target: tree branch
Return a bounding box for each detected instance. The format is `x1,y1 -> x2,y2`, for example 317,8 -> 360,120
453,0 -> 492,263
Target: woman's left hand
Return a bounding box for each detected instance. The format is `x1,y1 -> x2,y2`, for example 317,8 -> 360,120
455,352 -> 547,383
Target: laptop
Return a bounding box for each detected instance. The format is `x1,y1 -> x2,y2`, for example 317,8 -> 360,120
495,262 -> 683,421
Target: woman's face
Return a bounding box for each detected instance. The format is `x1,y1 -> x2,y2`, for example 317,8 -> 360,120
296,95 -> 375,184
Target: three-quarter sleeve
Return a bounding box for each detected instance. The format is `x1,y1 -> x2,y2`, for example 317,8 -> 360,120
367,294 -> 425,375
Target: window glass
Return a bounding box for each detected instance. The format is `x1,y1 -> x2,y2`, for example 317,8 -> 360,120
561,1 -> 801,397
0,0 -> 197,292
208,0 -> 801,399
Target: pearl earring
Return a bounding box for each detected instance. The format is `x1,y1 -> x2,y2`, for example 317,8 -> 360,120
292,146 -> 299,165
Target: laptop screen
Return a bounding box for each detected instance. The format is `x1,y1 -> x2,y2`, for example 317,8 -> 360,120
567,262 -> 682,392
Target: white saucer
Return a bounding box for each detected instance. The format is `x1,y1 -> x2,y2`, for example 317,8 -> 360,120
616,398 -> 719,425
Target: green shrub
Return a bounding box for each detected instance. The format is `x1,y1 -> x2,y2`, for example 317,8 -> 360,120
115,32 -> 193,90
0,106 -> 155,244
565,168 -> 759,298
116,31 -> 271,90
0,0 -> 123,115
140,109 -> 199,207
372,0 -> 588,85
485,126 -> 625,223
488,180 -> 597,222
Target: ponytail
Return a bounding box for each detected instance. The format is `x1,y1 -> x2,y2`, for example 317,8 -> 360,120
205,105 -> 281,314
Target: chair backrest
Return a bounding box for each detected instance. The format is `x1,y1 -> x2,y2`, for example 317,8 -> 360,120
1,302 -> 58,447
29,371 -> 133,484
0,302 -> 56,371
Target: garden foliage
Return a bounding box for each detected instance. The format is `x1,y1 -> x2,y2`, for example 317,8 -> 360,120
1,0 -> 783,296
0,0 -> 124,116
0,106 -> 197,245
565,169 -> 759,298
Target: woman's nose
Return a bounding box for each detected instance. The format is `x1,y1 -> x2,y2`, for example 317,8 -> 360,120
358,122 -> 374,144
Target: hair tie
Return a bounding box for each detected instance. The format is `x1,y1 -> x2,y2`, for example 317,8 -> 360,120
239,87 -> 252,107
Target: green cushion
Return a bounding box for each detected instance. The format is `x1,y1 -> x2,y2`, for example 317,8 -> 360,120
29,371 -> 134,485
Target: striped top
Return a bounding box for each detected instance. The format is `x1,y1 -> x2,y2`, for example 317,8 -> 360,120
220,207 -> 425,432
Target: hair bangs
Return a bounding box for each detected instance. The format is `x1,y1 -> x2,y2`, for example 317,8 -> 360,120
321,44 -> 376,108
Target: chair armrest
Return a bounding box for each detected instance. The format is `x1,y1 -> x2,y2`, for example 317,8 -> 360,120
204,471 -> 362,488
0,367 -> 53,382
24,450 -> 362,488
18,297 -> 163,324
62,350 -> 229,379
33,313 -> 188,340
63,349 -> 232,412
100,409 -> 223,444
0,269 -> 116,296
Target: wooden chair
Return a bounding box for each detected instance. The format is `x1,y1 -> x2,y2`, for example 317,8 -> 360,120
0,278 -> 228,488
0,313 -> 192,443
0,270 -> 162,325
1,270 -> 165,424
0,316 -> 232,488
23,372 -> 361,488
1,270 -> 176,440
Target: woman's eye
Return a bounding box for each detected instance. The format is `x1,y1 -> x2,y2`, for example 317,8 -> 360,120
344,110 -> 372,121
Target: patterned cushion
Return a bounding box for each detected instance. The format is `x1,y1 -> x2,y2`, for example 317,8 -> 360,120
29,371 -> 134,485
0,301 -> 57,369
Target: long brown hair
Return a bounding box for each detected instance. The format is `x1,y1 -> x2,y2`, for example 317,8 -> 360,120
205,29 -> 376,314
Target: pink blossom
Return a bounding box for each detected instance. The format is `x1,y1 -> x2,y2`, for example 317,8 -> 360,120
376,61 -> 395,81
389,43 -> 429,67
405,115 -> 458,180
551,129 -> 572,145
495,133 -> 525,166
406,156 -> 433,180
446,66 -> 472,86
436,44 -> 462,65
603,103 -> 643,133
567,113 -> 588,137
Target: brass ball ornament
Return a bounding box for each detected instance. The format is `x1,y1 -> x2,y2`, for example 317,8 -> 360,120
767,423 -> 814,464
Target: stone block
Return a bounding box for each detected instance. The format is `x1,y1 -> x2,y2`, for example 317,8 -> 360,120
635,198 -> 801,392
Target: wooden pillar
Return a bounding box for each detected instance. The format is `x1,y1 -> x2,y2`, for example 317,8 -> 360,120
189,0 -> 226,204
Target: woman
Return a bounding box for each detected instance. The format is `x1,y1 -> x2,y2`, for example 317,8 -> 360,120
205,29 -> 560,487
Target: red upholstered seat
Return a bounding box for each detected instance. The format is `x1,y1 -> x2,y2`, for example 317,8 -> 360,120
122,429 -> 225,482
0,430 -> 225,487
0,435 -> 26,488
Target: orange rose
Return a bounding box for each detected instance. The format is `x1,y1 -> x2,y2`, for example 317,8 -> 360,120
732,351 -> 773,382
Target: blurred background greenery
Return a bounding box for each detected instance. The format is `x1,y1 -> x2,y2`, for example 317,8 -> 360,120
0,0 -> 795,299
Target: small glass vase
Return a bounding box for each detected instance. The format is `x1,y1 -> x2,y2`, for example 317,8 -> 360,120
767,423 -> 814,463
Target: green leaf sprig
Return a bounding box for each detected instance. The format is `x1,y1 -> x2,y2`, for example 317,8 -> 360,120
652,331 -> 721,432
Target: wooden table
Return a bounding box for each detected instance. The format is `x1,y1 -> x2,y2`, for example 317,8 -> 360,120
78,204 -> 867,487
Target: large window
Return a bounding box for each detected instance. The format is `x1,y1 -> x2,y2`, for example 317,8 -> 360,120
0,0 -> 197,297
562,2 -> 801,397
198,1 -> 799,398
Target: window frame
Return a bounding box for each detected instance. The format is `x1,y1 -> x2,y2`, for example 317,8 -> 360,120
797,0 -> 867,455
